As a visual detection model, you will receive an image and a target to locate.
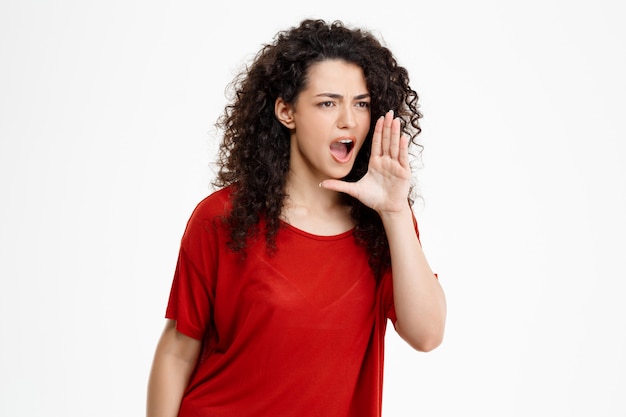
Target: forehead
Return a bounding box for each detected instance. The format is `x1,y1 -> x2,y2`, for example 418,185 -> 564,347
303,59 -> 368,93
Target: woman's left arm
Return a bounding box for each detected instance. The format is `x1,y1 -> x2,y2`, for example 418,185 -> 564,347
380,206 -> 446,352
320,110 -> 446,351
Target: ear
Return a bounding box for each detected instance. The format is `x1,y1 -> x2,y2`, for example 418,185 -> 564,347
275,98 -> 296,129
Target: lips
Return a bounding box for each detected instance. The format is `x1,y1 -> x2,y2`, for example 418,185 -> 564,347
329,137 -> 355,163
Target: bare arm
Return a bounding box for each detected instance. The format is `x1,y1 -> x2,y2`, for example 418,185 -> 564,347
320,110 -> 446,351
380,207 -> 446,351
147,319 -> 202,417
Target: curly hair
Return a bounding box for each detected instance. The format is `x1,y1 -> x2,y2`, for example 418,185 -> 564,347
214,19 -> 422,278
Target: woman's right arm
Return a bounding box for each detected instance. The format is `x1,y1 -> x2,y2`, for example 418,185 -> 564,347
147,319 -> 201,417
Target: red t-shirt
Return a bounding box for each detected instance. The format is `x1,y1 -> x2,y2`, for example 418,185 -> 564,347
166,186 -> 397,417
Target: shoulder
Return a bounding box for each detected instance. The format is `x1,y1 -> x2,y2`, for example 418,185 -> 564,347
180,186 -> 233,243
175,188 -> 235,265
188,186 -> 233,222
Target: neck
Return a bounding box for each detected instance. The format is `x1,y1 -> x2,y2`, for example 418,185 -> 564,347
282,172 -> 354,235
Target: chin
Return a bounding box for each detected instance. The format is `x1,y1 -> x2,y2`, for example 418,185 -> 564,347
339,164 -> 364,182
329,165 -> 356,181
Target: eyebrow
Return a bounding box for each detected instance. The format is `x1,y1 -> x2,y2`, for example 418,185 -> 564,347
315,93 -> 371,100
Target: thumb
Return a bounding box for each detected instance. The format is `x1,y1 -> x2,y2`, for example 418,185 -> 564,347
319,179 -> 358,197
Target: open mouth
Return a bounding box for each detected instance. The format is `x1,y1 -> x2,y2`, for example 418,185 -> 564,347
330,138 -> 355,163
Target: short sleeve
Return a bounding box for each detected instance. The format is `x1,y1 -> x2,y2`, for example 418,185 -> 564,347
381,270 -> 396,324
165,206 -> 219,341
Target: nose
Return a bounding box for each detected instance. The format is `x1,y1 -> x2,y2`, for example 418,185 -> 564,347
337,105 -> 356,129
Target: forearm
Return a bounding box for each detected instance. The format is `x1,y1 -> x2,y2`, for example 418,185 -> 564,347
147,353 -> 194,417
147,322 -> 201,417
381,206 -> 447,352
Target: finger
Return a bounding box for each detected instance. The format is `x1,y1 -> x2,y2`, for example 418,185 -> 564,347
381,110 -> 394,156
319,179 -> 359,199
371,116 -> 384,157
389,117 -> 402,160
398,133 -> 410,168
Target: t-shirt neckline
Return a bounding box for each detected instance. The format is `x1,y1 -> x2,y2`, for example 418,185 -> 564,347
279,220 -> 354,241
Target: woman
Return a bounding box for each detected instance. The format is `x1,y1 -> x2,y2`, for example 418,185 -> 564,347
147,18 -> 446,417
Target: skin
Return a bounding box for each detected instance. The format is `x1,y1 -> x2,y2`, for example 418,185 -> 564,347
146,59 -> 446,417
147,320 -> 200,417
321,110 -> 447,351
275,60 -> 371,235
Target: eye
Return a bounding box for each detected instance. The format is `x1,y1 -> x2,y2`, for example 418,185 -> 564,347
318,101 -> 335,108
355,101 -> 370,109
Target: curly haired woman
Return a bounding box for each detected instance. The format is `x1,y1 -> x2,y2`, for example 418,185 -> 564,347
147,18 -> 446,417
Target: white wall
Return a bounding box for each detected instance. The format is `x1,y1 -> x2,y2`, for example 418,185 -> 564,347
1,1 -> 624,416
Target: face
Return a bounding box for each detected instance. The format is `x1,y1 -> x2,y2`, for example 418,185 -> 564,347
276,59 -> 371,184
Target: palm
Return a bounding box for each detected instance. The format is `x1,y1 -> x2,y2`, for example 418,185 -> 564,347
321,111 -> 412,214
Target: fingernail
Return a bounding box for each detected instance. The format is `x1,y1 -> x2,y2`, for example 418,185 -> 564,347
388,110 -> 394,116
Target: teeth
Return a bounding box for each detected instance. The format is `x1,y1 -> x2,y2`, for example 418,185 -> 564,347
339,139 -> 353,144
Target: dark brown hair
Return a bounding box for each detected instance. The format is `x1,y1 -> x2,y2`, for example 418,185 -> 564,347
214,19 -> 422,277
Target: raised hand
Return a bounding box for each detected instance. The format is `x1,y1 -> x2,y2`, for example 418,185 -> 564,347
320,110 -> 412,214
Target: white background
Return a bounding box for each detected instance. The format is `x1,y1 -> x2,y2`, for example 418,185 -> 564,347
1,1 -> 625,416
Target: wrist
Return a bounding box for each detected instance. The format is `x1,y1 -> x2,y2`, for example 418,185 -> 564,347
378,202 -> 413,223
